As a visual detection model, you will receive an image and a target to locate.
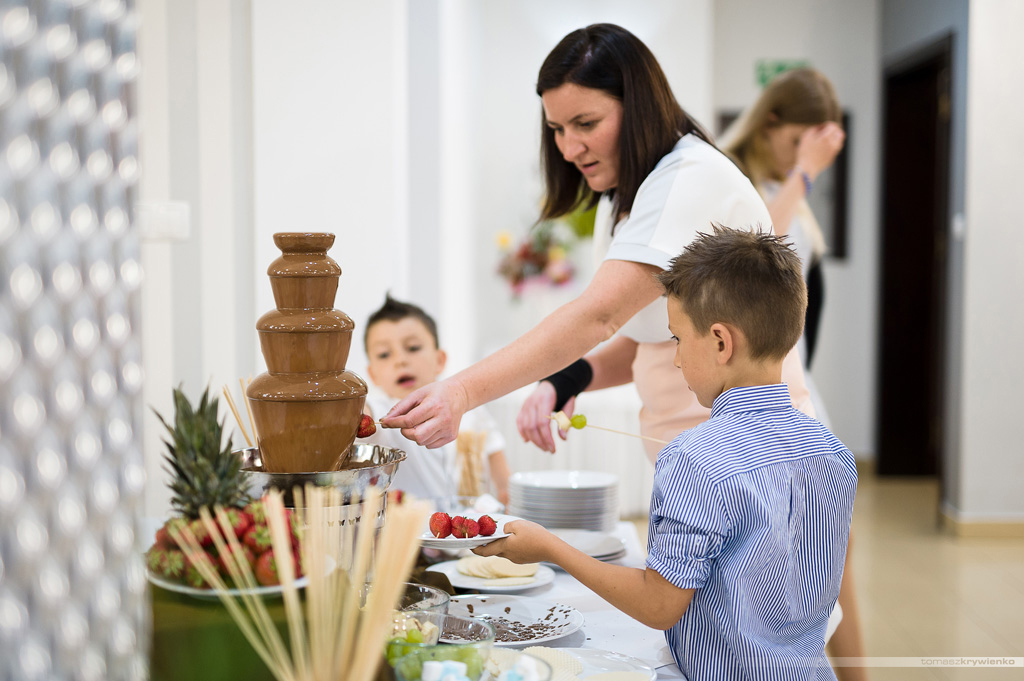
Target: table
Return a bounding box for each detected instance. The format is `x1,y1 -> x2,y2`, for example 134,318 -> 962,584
145,519 -> 686,680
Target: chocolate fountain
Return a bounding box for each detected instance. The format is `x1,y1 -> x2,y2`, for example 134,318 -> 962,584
246,232 -> 368,473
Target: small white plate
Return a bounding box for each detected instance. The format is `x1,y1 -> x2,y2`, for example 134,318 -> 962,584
147,570 -> 309,600
448,594 -> 584,646
426,560 -> 555,593
562,648 -> 657,681
419,513 -> 521,550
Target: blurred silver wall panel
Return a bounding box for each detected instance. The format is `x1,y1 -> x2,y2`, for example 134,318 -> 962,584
0,2 -> 147,680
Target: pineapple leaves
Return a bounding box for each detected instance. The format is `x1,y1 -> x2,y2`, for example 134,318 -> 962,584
154,384 -> 251,519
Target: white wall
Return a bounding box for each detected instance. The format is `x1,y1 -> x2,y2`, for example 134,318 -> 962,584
713,0 -> 882,457
957,0 -> 1024,520
252,0 -> 409,377
137,0 -> 254,517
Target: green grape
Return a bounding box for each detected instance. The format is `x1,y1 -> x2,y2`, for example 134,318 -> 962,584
451,648 -> 484,678
406,628 -> 424,643
570,414 -> 587,429
394,654 -> 424,680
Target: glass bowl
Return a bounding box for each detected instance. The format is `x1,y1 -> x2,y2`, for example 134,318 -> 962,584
400,582 -> 450,614
387,611 -> 496,681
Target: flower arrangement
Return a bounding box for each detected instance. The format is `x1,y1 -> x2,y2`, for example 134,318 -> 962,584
496,205 -> 595,298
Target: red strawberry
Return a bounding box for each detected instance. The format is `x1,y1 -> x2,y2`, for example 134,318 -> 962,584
255,550 -> 279,586
289,512 -> 304,548
218,544 -> 255,579
254,549 -> 298,587
184,551 -> 216,589
161,549 -> 186,581
155,517 -> 187,549
477,515 -> 497,537
223,508 -> 252,539
244,524 -> 272,552
357,414 -> 376,438
244,500 -> 267,526
188,518 -> 215,548
294,544 -> 305,578
146,546 -> 166,573
451,515 -> 467,532
429,512 -> 452,538
461,519 -> 480,538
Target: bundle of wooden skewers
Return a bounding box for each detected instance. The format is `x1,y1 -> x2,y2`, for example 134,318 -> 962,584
223,378 -> 259,449
171,484 -> 428,681
456,430 -> 487,497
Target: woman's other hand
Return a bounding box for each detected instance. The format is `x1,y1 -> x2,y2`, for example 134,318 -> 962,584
516,382 -> 576,454
797,121 -> 845,179
380,378 -> 469,448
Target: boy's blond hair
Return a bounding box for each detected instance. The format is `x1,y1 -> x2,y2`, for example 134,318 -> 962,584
657,225 -> 807,361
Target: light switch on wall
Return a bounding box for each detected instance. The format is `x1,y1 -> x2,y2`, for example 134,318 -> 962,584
137,201 -> 191,241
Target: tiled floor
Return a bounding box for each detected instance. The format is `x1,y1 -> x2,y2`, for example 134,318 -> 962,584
631,471 -> 1024,680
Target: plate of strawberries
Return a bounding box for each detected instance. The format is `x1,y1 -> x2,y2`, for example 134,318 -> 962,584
420,511 -> 521,550
145,498 -> 307,600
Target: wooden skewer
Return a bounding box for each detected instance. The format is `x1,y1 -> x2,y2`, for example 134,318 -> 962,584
548,414 -> 669,445
241,377 -> 258,443
222,386 -> 254,448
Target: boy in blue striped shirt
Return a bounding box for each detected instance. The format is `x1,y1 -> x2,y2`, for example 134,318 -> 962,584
478,226 -> 857,680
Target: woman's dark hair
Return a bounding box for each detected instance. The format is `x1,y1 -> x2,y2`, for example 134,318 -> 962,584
536,23 -> 712,222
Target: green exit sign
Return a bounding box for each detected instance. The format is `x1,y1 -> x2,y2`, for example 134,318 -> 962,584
756,59 -> 811,88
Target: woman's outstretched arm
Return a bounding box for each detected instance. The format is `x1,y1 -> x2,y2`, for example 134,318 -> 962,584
381,259 -> 663,448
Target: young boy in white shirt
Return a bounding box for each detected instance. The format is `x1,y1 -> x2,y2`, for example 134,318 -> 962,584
363,295 -> 511,505
477,226 -> 856,680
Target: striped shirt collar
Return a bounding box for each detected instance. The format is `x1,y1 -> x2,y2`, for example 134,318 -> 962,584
709,384 -> 792,419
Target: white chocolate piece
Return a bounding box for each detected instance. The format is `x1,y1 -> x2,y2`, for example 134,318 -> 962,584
457,555 -> 538,579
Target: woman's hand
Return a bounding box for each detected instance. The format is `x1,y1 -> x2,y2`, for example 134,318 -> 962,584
472,519 -> 562,565
796,121 -> 846,179
516,382 -> 576,454
380,378 -> 469,448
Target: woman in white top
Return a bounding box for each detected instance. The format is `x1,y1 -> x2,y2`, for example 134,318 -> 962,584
382,23 -> 812,455
720,68 -> 868,681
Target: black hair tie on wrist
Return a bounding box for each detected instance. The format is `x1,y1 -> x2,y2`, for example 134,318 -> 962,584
543,358 -> 594,412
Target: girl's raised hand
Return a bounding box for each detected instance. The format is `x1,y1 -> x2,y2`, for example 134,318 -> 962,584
796,121 -> 846,178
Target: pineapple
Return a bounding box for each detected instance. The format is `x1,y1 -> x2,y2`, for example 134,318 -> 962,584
156,385 -> 251,519
150,386 -> 306,590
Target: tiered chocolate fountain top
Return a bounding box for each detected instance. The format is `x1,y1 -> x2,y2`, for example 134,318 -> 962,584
246,233 -> 368,473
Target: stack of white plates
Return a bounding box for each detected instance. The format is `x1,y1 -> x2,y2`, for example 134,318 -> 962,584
550,528 -> 627,562
508,470 -> 619,532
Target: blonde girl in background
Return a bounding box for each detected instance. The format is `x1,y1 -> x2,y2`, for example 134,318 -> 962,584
722,68 -> 868,681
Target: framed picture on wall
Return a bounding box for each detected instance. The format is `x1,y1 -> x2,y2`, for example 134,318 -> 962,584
716,110 -> 851,259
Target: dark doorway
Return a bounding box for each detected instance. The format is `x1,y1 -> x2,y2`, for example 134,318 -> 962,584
876,37 -> 952,476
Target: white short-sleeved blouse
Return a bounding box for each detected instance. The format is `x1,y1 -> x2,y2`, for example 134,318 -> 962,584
593,134 -> 773,344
